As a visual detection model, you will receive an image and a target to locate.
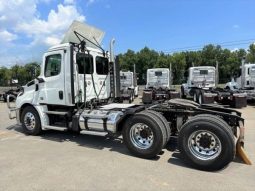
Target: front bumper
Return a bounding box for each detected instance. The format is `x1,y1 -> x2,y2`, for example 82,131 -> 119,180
7,94 -> 20,124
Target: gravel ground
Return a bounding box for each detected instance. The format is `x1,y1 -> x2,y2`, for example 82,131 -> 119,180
0,101 -> 254,191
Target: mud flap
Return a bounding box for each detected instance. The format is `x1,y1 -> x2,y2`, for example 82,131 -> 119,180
236,121 -> 252,165
236,141 -> 252,165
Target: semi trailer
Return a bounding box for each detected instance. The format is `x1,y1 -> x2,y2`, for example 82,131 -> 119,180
181,66 -> 247,108
225,59 -> 255,101
7,21 -> 251,171
142,68 -> 180,104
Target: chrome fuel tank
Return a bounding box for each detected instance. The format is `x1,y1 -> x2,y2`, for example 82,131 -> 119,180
79,110 -> 123,133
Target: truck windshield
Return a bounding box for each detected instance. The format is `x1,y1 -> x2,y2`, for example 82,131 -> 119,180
96,56 -> 109,75
76,53 -> 93,74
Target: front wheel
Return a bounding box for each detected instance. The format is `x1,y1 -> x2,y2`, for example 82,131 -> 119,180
21,106 -> 42,135
178,114 -> 235,171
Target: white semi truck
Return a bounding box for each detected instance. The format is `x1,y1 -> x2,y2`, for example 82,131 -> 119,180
119,68 -> 139,103
181,66 -> 247,108
142,68 -> 180,104
225,59 -> 255,100
7,21 -> 251,170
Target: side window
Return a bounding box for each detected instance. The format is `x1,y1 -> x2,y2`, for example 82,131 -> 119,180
248,68 -> 250,75
45,54 -> 61,77
76,53 -> 93,74
96,56 -> 109,75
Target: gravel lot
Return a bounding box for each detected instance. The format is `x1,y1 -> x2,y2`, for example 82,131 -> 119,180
0,101 -> 255,191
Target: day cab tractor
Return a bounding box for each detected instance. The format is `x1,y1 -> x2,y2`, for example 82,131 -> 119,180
119,68 -> 139,103
7,21 -> 251,171
142,68 -> 180,104
181,66 -> 247,108
225,59 -> 255,101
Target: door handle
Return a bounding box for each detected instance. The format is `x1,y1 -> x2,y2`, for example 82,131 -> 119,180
59,91 -> 63,100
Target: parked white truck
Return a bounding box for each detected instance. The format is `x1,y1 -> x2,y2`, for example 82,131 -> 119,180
142,68 -> 180,104
181,66 -> 247,108
119,68 -> 139,103
6,21 -> 251,170
225,59 -> 255,100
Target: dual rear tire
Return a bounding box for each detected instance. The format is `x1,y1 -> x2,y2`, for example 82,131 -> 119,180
178,114 -> 235,171
122,111 -> 170,158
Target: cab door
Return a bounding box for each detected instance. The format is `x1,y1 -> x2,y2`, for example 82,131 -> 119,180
94,56 -> 110,99
38,50 -> 66,105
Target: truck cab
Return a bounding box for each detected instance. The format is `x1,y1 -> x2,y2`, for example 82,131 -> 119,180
15,43 -> 110,110
119,71 -> 139,103
225,62 -> 255,100
142,68 -> 179,104
146,68 -> 171,89
186,66 -> 216,89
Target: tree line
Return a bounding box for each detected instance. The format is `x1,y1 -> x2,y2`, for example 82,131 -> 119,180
118,43 -> 255,84
0,43 -> 254,86
0,63 -> 40,86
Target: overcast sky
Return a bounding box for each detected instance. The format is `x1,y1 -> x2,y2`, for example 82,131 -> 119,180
0,0 -> 254,67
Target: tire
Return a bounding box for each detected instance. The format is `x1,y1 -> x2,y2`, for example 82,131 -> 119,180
137,111 -> 168,147
146,110 -> 171,141
178,114 -> 235,171
181,86 -> 186,99
198,93 -> 203,105
131,91 -> 134,102
21,106 -> 42,135
193,92 -> 197,102
122,111 -> 167,158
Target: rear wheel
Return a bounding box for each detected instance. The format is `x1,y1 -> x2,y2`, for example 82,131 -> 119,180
181,86 -> 186,99
178,114 -> 235,171
198,93 -> 203,104
122,111 -> 166,158
193,93 -> 197,102
21,106 -> 42,135
145,110 -> 171,142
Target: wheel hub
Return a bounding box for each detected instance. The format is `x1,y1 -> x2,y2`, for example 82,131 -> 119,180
24,112 -> 36,130
198,133 -> 212,149
130,123 -> 154,149
188,130 -> 221,160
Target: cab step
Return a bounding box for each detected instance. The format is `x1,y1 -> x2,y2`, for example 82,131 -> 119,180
44,111 -> 68,115
43,125 -> 68,131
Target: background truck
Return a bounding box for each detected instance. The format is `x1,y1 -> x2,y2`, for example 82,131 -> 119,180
225,59 -> 255,101
7,20 -> 251,171
1,79 -> 20,102
142,68 -> 180,104
119,66 -> 139,103
181,66 -> 247,108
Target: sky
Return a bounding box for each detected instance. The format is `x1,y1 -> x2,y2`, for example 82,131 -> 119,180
0,0 -> 255,67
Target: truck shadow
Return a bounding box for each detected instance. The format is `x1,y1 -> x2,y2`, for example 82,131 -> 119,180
6,124 -> 161,161
165,136 -> 246,171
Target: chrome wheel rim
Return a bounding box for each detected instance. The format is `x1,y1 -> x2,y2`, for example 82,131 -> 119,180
188,130 -> 222,160
130,123 -> 154,149
24,112 -> 36,130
